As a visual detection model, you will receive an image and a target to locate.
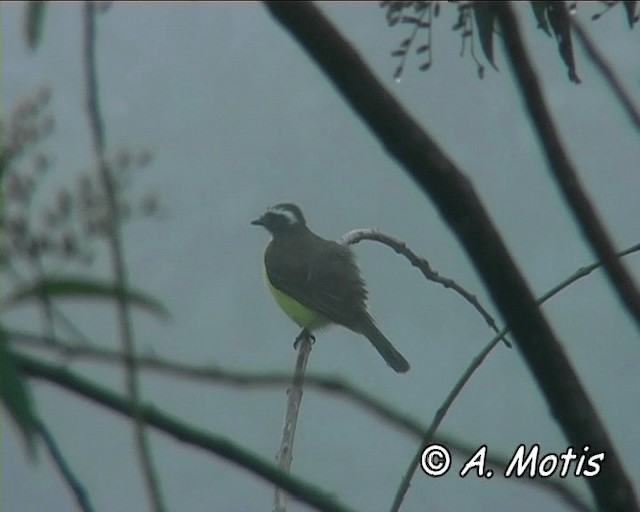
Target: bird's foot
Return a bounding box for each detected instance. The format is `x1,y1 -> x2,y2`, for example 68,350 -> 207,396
293,328 -> 315,349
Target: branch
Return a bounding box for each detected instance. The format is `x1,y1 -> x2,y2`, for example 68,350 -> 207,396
81,3 -> 165,510
36,418 -> 95,512
570,17 -> 640,133
340,229 -> 512,347
274,330 -> 313,512
495,2 -> 640,329
264,3 -> 638,510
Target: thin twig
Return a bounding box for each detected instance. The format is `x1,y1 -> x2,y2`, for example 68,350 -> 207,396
35,418 -> 95,512
274,331 -> 313,512
82,3 -> 165,511
570,17 -> 640,133
341,229 -> 512,347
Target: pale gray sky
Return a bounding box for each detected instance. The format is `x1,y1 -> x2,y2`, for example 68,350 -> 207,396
3,3 -> 639,511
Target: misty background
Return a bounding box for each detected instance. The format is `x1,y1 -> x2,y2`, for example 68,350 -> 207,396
2,2 -> 639,511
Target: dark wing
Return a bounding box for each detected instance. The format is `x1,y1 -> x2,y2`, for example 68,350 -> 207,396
265,232 -> 368,329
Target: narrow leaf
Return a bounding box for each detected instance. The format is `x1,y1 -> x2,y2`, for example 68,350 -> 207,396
530,2 -> 552,36
0,335 -> 38,458
401,15 -> 422,24
24,1 -> 48,51
547,2 -> 581,83
623,1 -> 638,28
4,277 -> 170,319
473,3 -> 499,70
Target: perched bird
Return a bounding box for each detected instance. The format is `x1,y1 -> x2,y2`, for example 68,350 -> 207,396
252,203 -> 410,373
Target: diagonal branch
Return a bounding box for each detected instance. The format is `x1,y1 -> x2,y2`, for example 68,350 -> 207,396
36,418 -> 95,512
570,17 -> 640,133
495,2 -> 640,329
264,3 -> 638,510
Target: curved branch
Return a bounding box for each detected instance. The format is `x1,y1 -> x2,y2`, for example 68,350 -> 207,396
340,229 -> 511,347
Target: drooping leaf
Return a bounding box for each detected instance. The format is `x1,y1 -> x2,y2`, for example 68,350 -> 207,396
24,1 -> 48,51
473,3 -> 499,70
623,1 -> 638,28
0,334 -> 38,459
546,2 -> 581,83
4,277 -> 170,319
530,2 -> 552,36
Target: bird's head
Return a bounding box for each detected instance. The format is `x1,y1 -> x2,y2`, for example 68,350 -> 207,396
251,203 -> 307,236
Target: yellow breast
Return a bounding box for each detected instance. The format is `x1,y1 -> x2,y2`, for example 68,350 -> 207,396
263,265 -> 330,330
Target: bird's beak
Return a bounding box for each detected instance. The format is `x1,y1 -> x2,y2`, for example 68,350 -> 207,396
251,215 -> 264,226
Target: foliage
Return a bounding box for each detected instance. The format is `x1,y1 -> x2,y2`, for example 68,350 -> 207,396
380,1 -> 637,82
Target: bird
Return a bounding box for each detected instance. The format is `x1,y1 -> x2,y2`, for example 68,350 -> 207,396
251,203 -> 410,373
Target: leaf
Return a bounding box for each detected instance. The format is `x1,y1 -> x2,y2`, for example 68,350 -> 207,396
4,277 -> 170,320
623,0 -> 638,28
416,44 -> 430,54
530,2 -> 552,36
401,15 -> 422,24
391,49 -> 407,57
0,334 -> 38,459
393,65 -> 404,82
473,3 -> 499,70
24,1 -> 48,51
547,2 -> 581,83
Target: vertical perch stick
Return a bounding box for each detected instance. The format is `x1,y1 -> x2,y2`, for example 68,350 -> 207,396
273,330 -> 314,512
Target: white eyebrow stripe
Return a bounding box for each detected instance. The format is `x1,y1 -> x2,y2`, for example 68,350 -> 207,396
269,206 -> 299,225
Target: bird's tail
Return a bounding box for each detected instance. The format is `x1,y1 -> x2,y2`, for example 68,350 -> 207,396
357,314 -> 410,373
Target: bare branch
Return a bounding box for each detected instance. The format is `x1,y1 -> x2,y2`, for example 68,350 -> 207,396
341,228 -> 511,347
36,418 -> 95,512
274,331 -> 313,512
